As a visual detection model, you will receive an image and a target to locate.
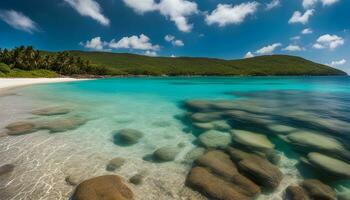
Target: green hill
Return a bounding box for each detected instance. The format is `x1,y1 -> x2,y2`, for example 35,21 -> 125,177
65,51 -> 346,76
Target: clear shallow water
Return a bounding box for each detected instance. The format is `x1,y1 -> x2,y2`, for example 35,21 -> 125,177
0,76 -> 349,200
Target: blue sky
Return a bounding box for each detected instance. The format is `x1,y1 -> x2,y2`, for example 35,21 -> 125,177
0,0 -> 349,73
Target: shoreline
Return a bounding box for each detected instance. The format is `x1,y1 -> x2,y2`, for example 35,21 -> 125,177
0,78 -> 90,92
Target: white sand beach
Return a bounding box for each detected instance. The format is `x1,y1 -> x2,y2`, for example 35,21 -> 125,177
0,78 -> 87,91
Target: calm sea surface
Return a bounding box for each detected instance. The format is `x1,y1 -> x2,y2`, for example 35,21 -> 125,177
0,76 -> 349,200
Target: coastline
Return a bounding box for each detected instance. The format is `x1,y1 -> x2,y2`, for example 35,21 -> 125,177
0,78 -> 90,92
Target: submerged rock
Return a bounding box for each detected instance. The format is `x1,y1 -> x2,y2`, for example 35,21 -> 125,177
32,107 -> 70,116
286,131 -> 346,154
195,150 -> 238,179
286,185 -> 310,200
39,117 -> 87,133
268,124 -> 297,134
191,112 -> 223,123
231,130 -> 275,152
186,167 -> 250,200
6,121 -> 37,135
106,157 -> 126,171
193,120 -> 231,131
153,146 -> 180,162
227,148 -> 283,189
129,173 -> 144,185
184,147 -> 206,163
307,152 -> 350,178
115,129 -> 144,145
72,175 -> 133,200
302,179 -> 336,200
0,164 -> 14,176
198,130 -> 231,149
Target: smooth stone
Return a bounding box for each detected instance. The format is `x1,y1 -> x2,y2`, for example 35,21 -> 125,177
227,148 -> 283,189
0,164 -> 15,176
186,167 -> 250,200
195,150 -> 238,179
268,124 -> 298,134
32,107 -> 70,116
39,117 -> 87,133
129,174 -> 144,185
106,157 -> 126,171
116,129 -> 144,145
286,185 -> 310,200
153,146 -> 180,162
185,100 -> 212,111
184,147 -> 206,163
286,131 -> 346,153
198,130 -> 231,149
194,120 -> 231,131
231,130 -> 275,151
6,121 -> 37,135
72,175 -> 133,200
307,152 -> 350,178
191,112 -> 223,123
302,179 -> 336,200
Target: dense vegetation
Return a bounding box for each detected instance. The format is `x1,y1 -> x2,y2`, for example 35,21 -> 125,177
0,46 -> 108,77
67,51 -> 346,76
0,46 -> 347,77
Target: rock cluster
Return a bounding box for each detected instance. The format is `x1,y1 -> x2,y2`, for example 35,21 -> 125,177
286,179 -> 336,200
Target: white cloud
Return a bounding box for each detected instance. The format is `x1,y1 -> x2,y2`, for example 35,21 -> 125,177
266,0 -> 280,10
109,34 -> 160,51
123,0 -> 157,13
144,50 -> 158,57
313,34 -> 344,50
244,51 -> 255,58
170,54 -> 176,58
290,36 -> 301,40
302,0 -> 339,8
123,0 -> 198,32
205,2 -> 259,27
0,10 -> 38,33
64,0 -> 110,26
320,0 -> 339,6
81,37 -> 104,50
283,44 -> 304,51
303,0 -> 318,8
301,28 -> 313,34
289,9 -> 314,24
256,43 -> 282,55
164,34 -> 184,46
328,59 -> 346,66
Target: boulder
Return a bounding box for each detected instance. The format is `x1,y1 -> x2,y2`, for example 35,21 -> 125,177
106,157 -> 126,171
193,120 -> 231,131
153,146 -> 179,162
268,124 -> 297,134
6,121 -> 37,135
39,117 -> 87,133
129,174 -> 144,185
302,179 -> 336,200
115,129 -> 144,145
227,148 -> 283,189
286,185 -> 310,200
72,175 -> 133,200
185,100 -> 212,111
231,130 -> 275,152
198,130 -> 231,149
32,107 -> 70,116
195,150 -> 238,179
0,164 -> 14,176
184,147 -> 206,163
307,152 -> 350,178
191,112 -> 223,123
286,131 -> 346,154
186,167 -> 250,200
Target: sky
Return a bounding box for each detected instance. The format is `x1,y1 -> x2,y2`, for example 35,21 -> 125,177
0,0 -> 349,73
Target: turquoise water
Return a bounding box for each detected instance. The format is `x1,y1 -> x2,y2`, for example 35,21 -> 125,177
0,76 -> 349,200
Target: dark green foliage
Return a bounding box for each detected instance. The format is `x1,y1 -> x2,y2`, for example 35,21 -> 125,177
0,63 -> 11,73
0,46 -> 107,76
66,51 -> 347,76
